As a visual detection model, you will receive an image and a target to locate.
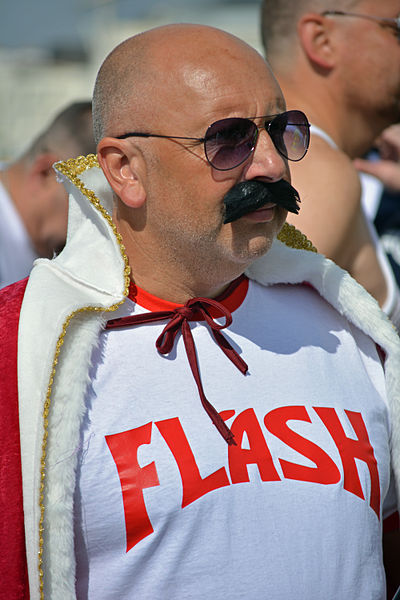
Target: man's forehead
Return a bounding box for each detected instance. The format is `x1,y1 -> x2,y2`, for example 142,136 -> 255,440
184,62 -> 283,112
106,26 -> 285,133
166,47 -> 280,96
144,65 -> 285,138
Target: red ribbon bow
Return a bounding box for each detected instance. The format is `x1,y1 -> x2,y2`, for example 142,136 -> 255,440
106,285 -> 248,445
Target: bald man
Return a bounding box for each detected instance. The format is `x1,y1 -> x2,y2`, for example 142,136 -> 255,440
1,24 -> 400,600
261,0 -> 400,331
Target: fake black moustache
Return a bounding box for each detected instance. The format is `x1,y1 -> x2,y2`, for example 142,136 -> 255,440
223,179 -> 301,224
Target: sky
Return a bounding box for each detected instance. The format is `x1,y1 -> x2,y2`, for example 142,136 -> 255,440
0,0 -> 260,51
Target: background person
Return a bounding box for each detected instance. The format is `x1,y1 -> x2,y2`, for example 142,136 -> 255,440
356,124 -> 400,192
261,0 -> 400,330
1,23 -> 400,600
0,101 -> 95,288
356,124 -> 400,286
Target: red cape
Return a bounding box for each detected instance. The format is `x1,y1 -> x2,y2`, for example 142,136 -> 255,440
0,279 -> 29,599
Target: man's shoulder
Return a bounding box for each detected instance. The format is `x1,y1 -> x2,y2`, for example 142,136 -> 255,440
291,138 -> 361,198
287,138 -> 363,255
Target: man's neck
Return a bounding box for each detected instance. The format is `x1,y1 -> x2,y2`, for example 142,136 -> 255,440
116,225 -> 247,304
128,265 -> 238,305
278,74 -> 380,159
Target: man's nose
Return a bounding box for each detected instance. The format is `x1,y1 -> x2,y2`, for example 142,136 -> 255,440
243,129 -> 288,182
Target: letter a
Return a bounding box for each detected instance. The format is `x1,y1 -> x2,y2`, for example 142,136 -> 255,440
228,408 -> 280,483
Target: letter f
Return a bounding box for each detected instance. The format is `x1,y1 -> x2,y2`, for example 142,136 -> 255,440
106,422 -> 160,552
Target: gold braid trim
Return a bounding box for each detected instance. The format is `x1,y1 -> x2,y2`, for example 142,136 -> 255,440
277,222 -> 318,253
38,154 -> 130,599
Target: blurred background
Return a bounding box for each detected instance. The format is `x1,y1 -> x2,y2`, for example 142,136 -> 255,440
0,0 -> 262,161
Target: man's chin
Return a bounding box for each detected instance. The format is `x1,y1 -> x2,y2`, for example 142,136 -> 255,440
228,225 -> 279,263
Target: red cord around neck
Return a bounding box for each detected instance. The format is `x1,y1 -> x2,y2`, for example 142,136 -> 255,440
106,277 -> 248,445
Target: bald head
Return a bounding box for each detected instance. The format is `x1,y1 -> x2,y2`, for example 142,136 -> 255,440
92,24 -> 269,145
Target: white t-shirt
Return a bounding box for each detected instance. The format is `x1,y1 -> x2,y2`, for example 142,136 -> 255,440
74,278 -> 393,600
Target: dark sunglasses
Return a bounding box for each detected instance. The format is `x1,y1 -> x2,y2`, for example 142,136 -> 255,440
116,109 -> 310,171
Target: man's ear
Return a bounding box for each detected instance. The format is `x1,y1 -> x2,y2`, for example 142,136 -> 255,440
298,13 -> 336,70
97,138 -> 146,209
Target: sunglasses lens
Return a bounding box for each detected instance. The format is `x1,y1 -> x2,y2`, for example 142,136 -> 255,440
204,111 -> 309,170
204,118 -> 257,170
268,110 -> 310,161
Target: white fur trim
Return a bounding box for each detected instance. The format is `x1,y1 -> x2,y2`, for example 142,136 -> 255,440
18,162 -> 126,598
43,312 -> 106,599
